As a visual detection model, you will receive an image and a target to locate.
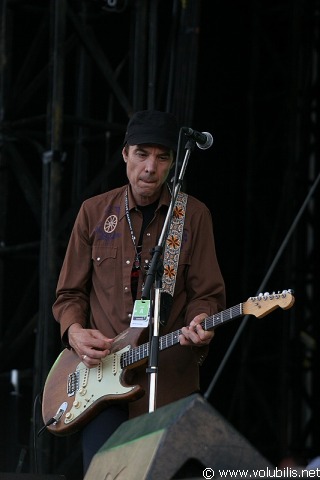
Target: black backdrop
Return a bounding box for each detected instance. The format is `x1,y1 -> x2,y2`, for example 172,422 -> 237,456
0,0 -> 319,478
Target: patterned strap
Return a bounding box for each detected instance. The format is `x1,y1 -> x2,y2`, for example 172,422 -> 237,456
161,192 -> 188,297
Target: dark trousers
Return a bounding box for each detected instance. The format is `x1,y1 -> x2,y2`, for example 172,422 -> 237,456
81,404 -> 129,475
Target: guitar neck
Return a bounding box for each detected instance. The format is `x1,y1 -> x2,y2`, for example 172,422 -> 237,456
121,303 -> 242,369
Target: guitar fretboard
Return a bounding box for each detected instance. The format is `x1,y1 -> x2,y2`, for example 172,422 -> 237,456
120,303 -> 243,369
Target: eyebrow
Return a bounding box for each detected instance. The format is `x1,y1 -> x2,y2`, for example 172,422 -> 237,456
135,145 -> 172,155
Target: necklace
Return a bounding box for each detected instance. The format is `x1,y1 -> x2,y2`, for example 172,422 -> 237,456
125,189 -> 141,270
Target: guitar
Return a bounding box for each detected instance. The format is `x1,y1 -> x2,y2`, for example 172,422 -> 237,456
41,289 -> 295,436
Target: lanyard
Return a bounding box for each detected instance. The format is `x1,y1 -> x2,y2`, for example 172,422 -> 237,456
125,189 -> 141,269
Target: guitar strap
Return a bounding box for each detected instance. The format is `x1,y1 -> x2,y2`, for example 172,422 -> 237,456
161,191 -> 188,297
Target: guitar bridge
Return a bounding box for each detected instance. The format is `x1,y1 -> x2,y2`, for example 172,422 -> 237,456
67,370 -> 80,397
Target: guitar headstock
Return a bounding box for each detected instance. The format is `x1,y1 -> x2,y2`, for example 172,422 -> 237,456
243,289 -> 295,318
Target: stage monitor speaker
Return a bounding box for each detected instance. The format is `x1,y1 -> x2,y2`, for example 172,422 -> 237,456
84,393 -> 274,480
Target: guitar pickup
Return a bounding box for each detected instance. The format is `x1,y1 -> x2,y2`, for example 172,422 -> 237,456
67,370 -> 80,397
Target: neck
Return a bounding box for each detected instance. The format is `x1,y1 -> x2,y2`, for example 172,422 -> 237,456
129,184 -> 164,206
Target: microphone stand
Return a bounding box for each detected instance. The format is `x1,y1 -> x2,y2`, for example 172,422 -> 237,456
142,131 -> 196,413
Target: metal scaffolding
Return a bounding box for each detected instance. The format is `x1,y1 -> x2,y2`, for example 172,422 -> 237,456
0,0 -> 201,476
0,0 -> 319,478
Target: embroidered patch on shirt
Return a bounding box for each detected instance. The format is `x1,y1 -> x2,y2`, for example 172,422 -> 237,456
104,215 -> 118,233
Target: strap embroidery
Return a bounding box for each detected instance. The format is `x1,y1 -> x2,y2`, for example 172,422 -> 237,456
161,192 -> 188,297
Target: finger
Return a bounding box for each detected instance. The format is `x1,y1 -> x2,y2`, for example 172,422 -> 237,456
81,353 -> 102,367
180,327 -> 199,344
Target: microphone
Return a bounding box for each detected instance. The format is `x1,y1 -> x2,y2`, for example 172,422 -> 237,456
182,127 -> 214,150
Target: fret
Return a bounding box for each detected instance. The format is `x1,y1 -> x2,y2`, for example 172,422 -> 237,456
120,292 -> 293,371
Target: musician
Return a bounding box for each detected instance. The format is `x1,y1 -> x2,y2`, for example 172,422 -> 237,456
52,110 -> 226,474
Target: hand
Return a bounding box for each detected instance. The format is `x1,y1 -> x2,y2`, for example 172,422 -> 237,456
179,314 -> 214,347
68,323 -> 114,367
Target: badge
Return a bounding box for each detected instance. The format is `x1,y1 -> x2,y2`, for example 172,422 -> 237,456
130,300 -> 150,328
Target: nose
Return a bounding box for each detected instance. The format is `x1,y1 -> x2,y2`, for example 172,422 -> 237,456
144,156 -> 157,173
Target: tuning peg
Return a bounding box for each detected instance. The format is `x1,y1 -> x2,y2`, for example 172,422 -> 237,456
277,289 -> 295,297
283,288 -> 294,295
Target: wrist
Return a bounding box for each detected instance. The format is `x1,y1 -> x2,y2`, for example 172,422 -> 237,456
62,323 -> 83,349
68,322 -> 83,334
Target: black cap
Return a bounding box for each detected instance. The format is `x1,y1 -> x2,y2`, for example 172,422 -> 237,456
124,110 -> 179,151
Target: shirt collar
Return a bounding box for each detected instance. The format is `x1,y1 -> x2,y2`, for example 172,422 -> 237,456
123,183 -> 172,214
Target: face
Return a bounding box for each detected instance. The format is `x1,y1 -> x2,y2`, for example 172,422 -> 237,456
122,144 -> 174,205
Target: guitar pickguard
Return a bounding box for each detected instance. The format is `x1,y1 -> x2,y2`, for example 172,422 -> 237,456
63,346 -> 134,426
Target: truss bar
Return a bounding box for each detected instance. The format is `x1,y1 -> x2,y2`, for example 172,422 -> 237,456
33,0 -> 67,473
285,0 -> 320,461
66,1 -> 133,116
147,0 -> 159,108
4,143 -> 42,226
131,0 -> 147,110
8,8 -> 49,116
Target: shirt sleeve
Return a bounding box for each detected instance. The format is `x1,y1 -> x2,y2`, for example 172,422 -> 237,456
52,203 -> 92,341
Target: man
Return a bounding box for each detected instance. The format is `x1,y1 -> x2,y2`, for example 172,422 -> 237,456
52,110 -> 226,473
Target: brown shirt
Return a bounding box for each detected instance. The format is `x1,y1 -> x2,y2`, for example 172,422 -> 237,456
52,183 -> 226,417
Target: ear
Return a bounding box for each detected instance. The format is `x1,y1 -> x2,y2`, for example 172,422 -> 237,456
122,146 -> 128,162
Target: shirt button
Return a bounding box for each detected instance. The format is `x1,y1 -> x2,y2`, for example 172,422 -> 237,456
128,313 -> 132,318
124,286 -> 128,291
97,257 -> 101,261
147,232 -> 151,237
126,260 -> 130,264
